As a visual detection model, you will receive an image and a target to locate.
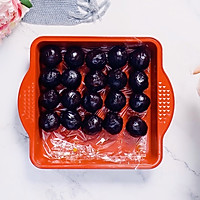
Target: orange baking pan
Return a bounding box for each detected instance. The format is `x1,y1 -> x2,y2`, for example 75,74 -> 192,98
18,36 -> 174,169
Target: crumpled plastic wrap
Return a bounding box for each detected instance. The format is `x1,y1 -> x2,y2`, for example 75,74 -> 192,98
40,42 -> 151,165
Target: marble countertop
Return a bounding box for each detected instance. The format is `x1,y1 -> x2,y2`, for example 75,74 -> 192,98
0,0 -> 200,199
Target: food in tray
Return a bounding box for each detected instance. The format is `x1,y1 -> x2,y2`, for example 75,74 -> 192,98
82,114 -> 103,135
61,69 -> 82,89
61,90 -> 81,110
129,70 -> 149,93
82,92 -> 103,113
129,93 -> 150,113
105,90 -> 126,112
39,89 -> 60,110
107,69 -> 127,90
129,47 -> 150,71
103,112 -> 123,135
60,110 -> 82,130
84,70 -> 107,92
126,116 -> 148,137
40,45 -> 62,68
39,69 -> 61,88
86,49 -> 107,70
64,46 -> 85,68
39,111 -> 60,132
108,46 -> 128,69
38,44 -> 150,138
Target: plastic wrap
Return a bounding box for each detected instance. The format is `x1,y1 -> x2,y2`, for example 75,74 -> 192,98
39,43 -> 151,165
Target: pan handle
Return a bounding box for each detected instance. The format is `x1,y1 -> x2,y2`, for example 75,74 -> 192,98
18,67 -> 36,140
157,69 -> 174,139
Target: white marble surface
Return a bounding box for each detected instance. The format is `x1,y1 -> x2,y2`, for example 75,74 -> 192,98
0,0 -> 200,199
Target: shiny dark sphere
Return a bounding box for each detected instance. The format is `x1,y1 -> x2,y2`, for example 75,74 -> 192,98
61,69 -> 81,89
126,116 -> 148,137
61,90 -> 81,110
39,89 -> 60,110
39,111 -> 60,132
40,45 -> 62,68
84,70 -> 107,92
86,49 -> 107,70
108,46 -> 128,69
103,112 -> 123,135
39,69 -> 61,88
64,46 -> 85,68
107,69 -> 127,90
82,92 -> 103,113
129,48 -> 150,70
105,91 -> 126,112
129,71 -> 149,93
60,110 -> 82,130
82,114 -> 103,135
129,93 -> 150,113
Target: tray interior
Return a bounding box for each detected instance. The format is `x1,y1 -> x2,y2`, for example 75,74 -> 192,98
30,38 -> 160,168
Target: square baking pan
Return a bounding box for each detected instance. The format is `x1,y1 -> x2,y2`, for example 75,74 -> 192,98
18,36 -> 174,169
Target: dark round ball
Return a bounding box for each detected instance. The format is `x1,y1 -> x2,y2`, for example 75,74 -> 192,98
82,114 -> 103,135
129,71 -> 148,93
105,91 -> 126,112
64,46 -> 85,68
60,110 -> 81,130
39,111 -> 60,132
108,46 -> 128,69
86,49 -> 107,70
129,48 -> 150,70
40,45 -> 62,68
107,69 -> 127,90
61,69 -> 81,89
39,89 -> 60,110
129,93 -> 150,113
61,90 -> 81,110
82,92 -> 103,113
103,112 -> 123,135
84,70 -> 107,92
126,116 -> 148,137
39,69 -> 61,88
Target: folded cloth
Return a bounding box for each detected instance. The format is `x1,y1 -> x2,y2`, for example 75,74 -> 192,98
22,0 -> 110,25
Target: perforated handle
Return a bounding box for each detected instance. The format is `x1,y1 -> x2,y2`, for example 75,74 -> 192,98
157,70 -> 174,139
18,68 -> 36,139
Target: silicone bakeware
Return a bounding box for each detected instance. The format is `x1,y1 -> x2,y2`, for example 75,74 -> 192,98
18,36 -> 174,169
